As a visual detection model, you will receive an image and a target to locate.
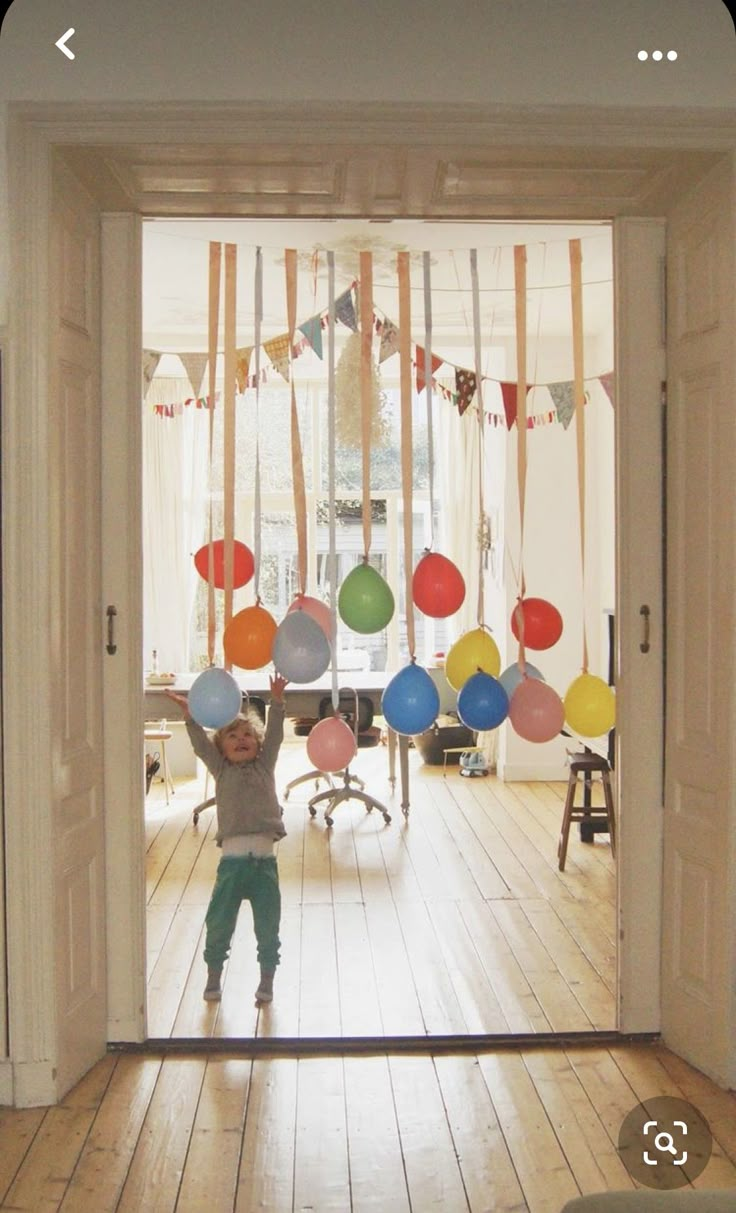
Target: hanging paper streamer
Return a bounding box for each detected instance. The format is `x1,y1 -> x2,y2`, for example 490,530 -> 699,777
286,248 -> 308,597
360,250 -> 374,564
570,237 -> 588,673
206,242 -> 222,666
223,243 -> 237,640
398,249 -> 415,660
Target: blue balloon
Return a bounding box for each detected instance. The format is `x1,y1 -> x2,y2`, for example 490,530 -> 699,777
381,663 -> 440,736
188,667 -> 243,729
498,661 -> 545,699
457,671 -> 509,731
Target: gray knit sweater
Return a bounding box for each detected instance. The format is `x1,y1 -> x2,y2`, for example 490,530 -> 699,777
185,701 -> 286,846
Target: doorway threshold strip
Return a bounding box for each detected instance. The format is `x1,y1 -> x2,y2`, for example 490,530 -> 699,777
110,1031 -> 660,1059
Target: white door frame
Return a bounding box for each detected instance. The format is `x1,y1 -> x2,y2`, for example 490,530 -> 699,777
4,101 -> 732,1100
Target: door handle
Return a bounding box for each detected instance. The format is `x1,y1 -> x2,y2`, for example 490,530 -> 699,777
639,604 -> 650,653
106,605 -> 118,654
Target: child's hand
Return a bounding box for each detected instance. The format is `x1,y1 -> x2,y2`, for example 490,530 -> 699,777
164,688 -> 190,717
270,674 -> 288,703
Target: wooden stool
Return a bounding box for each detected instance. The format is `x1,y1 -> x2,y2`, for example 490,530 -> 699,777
558,752 -> 616,870
144,722 -> 175,804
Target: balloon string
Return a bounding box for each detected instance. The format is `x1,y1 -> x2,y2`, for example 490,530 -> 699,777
207,241 -> 221,667
328,251 -> 339,714
398,251 -> 415,660
470,248 -> 485,628
286,248 -> 308,596
223,243 -> 237,664
423,251 -> 435,550
570,237 -> 589,673
360,251 -> 373,562
253,246 -> 263,603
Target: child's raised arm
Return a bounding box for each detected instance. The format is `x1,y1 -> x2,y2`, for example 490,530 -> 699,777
164,688 -> 191,717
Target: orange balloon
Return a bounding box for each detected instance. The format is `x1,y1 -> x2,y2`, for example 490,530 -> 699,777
223,604 -> 277,670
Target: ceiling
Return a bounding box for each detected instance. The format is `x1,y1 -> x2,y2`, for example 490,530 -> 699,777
142,217 -> 614,361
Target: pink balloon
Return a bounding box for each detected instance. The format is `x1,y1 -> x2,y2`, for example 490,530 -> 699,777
509,677 -> 565,743
288,594 -> 332,640
306,715 -> 357,773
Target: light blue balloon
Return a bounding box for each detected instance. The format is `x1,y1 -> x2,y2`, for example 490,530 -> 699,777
381,663 -> 440,737
272,611 -> 331,683
188,667 -> 243,729
498,661 -> 545,699
457,671 -> 509,731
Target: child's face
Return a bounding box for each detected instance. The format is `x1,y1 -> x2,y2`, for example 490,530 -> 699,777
220,720 -> 259,764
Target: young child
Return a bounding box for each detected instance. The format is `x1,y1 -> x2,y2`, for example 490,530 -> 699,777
166,674 -> 288,1005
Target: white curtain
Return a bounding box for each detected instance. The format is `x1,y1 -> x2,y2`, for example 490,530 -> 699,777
142,378 -> 210,673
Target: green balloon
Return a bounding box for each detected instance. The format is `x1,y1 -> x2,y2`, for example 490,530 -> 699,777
338,564 -> 395,634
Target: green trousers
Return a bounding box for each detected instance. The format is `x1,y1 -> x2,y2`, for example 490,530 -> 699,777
203,854 -> 281,972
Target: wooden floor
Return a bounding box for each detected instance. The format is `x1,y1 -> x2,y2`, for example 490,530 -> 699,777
145,738 -> 616,1040
1,1043 -> 735,1211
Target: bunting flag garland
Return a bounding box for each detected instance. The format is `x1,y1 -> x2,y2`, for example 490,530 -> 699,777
455,368 -> 477,415
179,351 -> 208,400
378,317 -> 401,363
335,286 -> 358,332
148,247 -> 615,432
598,370 -> 615,407
235,346 -> 253,392
263,333 -> 290,381
298,314 -> 324,359
143,349 -> 162,397
415,346 -> 443,394
548,380 -> 576,429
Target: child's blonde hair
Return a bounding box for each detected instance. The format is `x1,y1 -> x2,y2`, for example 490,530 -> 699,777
212,710 -> 265,755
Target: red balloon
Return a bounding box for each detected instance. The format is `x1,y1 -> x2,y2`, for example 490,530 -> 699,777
412,552 -> 466,618
510,597 -> 563,651
194,539 -> 255,590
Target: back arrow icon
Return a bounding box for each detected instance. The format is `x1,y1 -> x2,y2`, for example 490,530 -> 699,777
55,28 -> 76,60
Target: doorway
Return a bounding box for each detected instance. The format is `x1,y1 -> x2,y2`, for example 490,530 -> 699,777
141,216 -> 619,1040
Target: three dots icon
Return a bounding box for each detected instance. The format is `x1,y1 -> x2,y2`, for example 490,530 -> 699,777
638,50 -> 678,61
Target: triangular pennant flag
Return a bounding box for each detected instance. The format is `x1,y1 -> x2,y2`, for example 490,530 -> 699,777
235,346 -> 253,393
415,346 -> 443,393
378,318 -> 401,363
263,334 -> 291,382
548,380 -> 576,429
598,370 -> 615,407
142,349 -> 162,397
335,287 -> 358,332
298,314 -> 324,359
455,367 -> 477,416
179,352 -> 208,399
500,381 -> 519,428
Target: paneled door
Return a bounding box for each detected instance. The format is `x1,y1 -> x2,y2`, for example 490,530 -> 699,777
48,155 -> 107,1095
663,152 -> 736,1086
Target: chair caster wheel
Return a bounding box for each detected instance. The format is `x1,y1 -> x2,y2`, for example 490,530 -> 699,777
308,806 -> 317,817
193,812 -> 200,826
383,814 -> 392,824
325,816 -> 334,827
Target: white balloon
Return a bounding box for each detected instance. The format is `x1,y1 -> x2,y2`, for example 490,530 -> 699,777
272,611 -> 331,683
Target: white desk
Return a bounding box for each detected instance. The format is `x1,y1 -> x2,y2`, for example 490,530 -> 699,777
144,671 -> 412,814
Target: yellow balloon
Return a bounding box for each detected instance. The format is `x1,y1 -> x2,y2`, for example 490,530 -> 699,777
563,673 -> 616,736
445,628 -> 501,691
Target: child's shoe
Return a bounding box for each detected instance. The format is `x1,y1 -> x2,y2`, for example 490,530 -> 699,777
255,969 -> 274,1003
203,967 -> 222,1001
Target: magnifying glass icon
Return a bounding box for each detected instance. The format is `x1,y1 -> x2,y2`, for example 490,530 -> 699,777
654,1131 -> 678,1156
